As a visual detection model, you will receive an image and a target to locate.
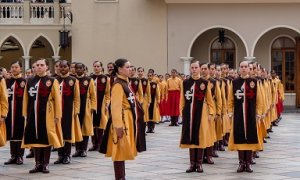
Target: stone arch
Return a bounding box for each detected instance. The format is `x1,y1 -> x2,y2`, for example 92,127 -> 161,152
27,33 -> 55,57
252,25 -> 300,57
188,25 -> 249,57
253,26 -> 300,70
0,34 -> 26,69
189,26 -> 247,68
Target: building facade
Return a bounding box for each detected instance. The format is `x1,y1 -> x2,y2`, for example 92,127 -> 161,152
72,0 -> 300,107
0,0 -> 72,71
1,0 -> 299,107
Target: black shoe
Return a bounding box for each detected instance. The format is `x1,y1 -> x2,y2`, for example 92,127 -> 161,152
72,151 -> 81,157
186,165 -> 196,173
4,158 -> 16,165
42,164 -> 50,173
62,156 -> 71,164
54,156 -> 64,164
16,157 -> 23,165
29,164 -> 43,173
80,151 -> 87,157
219,145 -> 225,151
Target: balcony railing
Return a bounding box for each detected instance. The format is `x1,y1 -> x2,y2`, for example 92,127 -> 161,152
0,2 -> 71,25
0,3 -> 24,24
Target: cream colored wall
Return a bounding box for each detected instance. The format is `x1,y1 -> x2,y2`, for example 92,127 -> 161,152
167,3 -> 300,72
71,0 -> 167,74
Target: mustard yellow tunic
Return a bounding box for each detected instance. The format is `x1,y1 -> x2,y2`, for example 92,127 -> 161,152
149,78 -> 161,122
82,79 -> 97,136
220,79 -> 231,135
0,78 -> 8,147
22,79 -> 63,148
66,79 -> 83,143
106,75 -> 138,161
213,80 -> 223,141
179,78 -> 215,149
227,78 -> 263,151
141,79 -> 151,122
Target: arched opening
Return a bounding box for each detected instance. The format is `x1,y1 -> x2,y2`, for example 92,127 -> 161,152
58,36 -> 72,62
253,27 -> 300,107
211,37 -> 235,68
29,36 -> 54,70
0,36 -> 24,69
190,28 -> 246,69
271,37 -> 295,92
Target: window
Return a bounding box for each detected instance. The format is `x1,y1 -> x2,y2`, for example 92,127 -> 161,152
271,37 -> 295,92
211,37 -> 235,68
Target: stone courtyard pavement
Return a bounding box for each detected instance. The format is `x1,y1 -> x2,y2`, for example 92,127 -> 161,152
0,113 -> 300,180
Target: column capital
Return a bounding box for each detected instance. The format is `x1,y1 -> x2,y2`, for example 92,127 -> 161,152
52,56 -> 61,61
22,56 -> 31,60
180,57 -> 194,62
244,56 -> 256,62
180,57 -> 194,75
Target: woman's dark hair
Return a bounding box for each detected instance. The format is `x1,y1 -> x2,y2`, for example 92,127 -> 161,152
60,60 -> 70,67
112,58 -> 129,76
75,62 -> 85,68
11,60 -> 22,68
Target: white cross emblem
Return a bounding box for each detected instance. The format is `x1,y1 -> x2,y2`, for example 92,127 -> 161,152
127,92 -> 135,104
29,82 -> 39,97
7,83 -> 14,98
185,84 -> 195,100
29,80 -> 40,139
235,88 -> 244,100
235,82 -> 247,140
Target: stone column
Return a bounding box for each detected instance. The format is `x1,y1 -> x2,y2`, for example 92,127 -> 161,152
23,0 -> 30,24
180,57 -> 194,75
22,56 -> 31,70
54,0 -> 60,24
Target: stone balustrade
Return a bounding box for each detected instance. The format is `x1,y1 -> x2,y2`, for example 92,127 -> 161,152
0,2 -> 71,25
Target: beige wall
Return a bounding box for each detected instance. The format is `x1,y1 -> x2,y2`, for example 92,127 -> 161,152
167,3 -> 300,72
71,0 -> 167,74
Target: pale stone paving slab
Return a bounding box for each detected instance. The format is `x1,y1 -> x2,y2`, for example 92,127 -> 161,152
0,113 -> 299,179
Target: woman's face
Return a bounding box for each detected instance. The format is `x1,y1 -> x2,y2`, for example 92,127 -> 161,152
10,63 -> 21,76
93,62 -> 102,74
35,60 -> 48,76
118,62 -> 131,78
